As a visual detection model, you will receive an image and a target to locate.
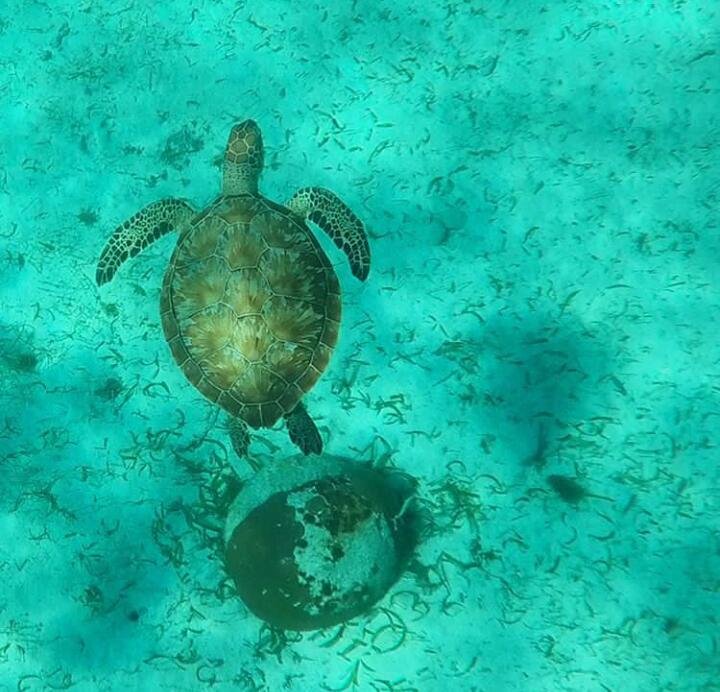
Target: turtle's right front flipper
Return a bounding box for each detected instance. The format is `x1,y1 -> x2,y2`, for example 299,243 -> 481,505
96,198 -> 196,286
286,187 -> 371,281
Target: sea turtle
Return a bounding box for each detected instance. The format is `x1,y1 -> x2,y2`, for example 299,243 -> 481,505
96,119 -> 371,461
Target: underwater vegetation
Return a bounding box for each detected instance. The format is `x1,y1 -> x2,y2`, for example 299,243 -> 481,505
0,323 -> 39,374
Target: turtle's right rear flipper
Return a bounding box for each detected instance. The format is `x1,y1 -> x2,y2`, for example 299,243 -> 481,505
96,198 -> 195,286
285,401 -> 322,455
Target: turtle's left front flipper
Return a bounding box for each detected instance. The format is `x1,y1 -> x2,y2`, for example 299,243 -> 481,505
287,187 -> 371,281
96,198 -> 196,286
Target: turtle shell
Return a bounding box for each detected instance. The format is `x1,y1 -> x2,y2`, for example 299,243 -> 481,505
160,195 -> 341,428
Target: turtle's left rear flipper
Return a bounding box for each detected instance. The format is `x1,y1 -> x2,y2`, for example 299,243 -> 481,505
96,198 -> 196,286
287,187 -> 371,281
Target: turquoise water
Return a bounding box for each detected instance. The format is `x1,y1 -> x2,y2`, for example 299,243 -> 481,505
1,1 -> 719,690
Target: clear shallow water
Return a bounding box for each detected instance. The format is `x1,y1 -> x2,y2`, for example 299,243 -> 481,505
1,1 -> 719,690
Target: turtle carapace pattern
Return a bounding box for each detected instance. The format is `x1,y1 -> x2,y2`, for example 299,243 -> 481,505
96,120 -> 371,459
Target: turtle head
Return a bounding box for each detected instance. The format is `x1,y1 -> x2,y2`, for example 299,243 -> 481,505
223,120 -> 264,195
